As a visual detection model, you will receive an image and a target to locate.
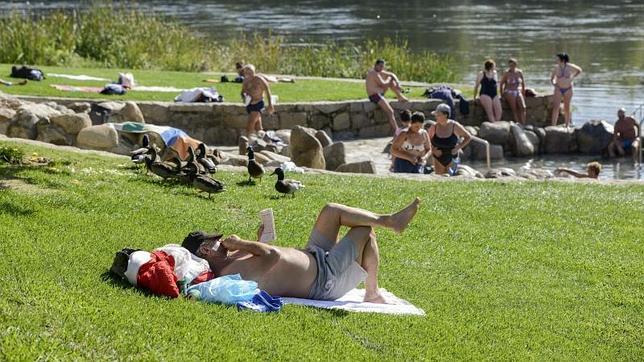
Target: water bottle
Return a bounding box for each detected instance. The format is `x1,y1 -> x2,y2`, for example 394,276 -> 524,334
449,154 -> 461,176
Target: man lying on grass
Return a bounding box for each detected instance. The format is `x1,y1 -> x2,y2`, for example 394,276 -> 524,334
183,199 -> 420,304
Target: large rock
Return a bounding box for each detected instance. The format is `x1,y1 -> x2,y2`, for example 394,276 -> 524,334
544,126 -> 576,154
108,101 -> 145,123
510,123 -> 535,157
6,105 -> 61,140
478,121 -> 511,145
469,139 -> 504,160
274,129 -> 291,144
258,150 -> 290,163
36,121 -> 70,145
534,127 -> 547,153
289,126 -> 326,169
76,124 -> 119,150
0,108 -> 16,134
50,113 -> 92,135
518,167 -> 554,180
323,142 -> 346,171
575,120 -> 614,154
315,130 -> 333,148
336,161 -> 376,174
524,129 -> 540,153
68,102 -> 91,113
219,152 -> 248,167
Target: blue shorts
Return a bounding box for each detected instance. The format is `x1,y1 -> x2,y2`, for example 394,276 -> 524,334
622,139 -> 634,150
393,158 -> 423,174
246,100 -> 265,114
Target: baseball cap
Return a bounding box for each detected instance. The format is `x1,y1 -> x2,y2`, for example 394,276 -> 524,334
431,103 -> 451,116
182,231 -> 223,255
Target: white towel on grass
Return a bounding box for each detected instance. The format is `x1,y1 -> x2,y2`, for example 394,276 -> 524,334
282,288 -> 425,316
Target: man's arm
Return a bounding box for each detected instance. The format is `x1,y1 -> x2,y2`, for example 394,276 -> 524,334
555,167 -> 589,178
259,77 -> 275,114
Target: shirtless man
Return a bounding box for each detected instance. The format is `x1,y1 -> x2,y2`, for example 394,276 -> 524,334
608,108 -> 640,161
366,59 -> 409,133
241,64 -> 275,136
182,198 -> 421,303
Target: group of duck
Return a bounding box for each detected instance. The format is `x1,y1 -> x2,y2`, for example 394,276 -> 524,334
131,135 -> 304,198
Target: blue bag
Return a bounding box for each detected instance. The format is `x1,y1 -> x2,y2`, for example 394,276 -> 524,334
187,274 -> 258,305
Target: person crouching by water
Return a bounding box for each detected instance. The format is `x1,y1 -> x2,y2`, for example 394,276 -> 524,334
427,104 -> 472,175
241,64 -> 275,136
391,112 -> 431,174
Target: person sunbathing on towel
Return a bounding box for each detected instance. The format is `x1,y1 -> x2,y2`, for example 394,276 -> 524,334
182,198 -> 420,304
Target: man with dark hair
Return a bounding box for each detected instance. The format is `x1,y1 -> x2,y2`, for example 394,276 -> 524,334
365,59 -> 409,134
182,199 -> 421,303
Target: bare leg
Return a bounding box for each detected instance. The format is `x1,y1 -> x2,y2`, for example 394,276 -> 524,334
608,141 -> 618,157
344,226 -> 386,303
432,158 -> 449,175
377,98 -> 398,132
562,89 -> 573,127
246,111 -> 261,136
504,93 -> 519,123
389,81 -> 409,102
550,88 -> 562,126
492,96 -> 503,122
517,94 -> 527,125
479,95 -> 495,123
310,198 -> 421,243
254,113 -> 264,132
632,139 -> 640,163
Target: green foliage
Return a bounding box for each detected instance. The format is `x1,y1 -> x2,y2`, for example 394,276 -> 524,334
0,146 -> 25,164
0,6 -> 456,82
0,140 -> 642,360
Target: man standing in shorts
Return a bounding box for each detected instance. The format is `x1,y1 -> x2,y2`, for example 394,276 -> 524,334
242,64 -> 275,136
366,59 -> 409,134
182,198 -> 420,303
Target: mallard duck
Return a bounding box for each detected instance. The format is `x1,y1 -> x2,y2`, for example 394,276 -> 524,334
130,135 -> 152,165
192,173 -> 225,198
187,146 -> 207,175
145,148 -> 180,179
246,146 -> 265,184
196,143 -> 217,173
270,167 -> 304,197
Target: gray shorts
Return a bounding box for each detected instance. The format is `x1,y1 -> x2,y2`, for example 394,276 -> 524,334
306,229 -> 367,300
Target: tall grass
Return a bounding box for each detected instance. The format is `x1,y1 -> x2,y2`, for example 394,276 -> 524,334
0,6 -> 457,82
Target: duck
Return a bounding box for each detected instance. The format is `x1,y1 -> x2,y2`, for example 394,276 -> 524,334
246,146 -> 265,184
145,148 -> 180,179
184,161 -> 224,197
270,167 -> 304,197
196,143 -> 217,173
130,134 -> 151,164
187,146 -> 207,175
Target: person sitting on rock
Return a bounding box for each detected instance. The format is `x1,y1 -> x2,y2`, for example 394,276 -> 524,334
366,59 -> 409,134
608,108 -> 640,162
182,199 -> 421,303
555,161 -> 601,179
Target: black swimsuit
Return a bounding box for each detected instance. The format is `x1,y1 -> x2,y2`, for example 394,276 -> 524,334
479,72 -> 498,98
431,122 -> 459,167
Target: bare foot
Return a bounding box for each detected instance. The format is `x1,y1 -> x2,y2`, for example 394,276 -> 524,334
388,197 -> 420,233
364,291 -> 388,304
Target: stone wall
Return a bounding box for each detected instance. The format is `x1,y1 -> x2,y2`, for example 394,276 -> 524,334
17,95 -> 556,146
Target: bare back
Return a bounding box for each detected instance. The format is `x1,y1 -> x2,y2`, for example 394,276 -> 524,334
220,247 -> 317,298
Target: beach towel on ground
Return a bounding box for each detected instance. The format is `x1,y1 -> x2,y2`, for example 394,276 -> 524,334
51,84 -> 103,93
282,288 -> 425,316
48,73 -> 110,81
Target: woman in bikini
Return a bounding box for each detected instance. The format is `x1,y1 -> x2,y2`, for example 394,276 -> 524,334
550,53 -> 582,127
391,112 -> 431,174
428,104 -> 472,175
474,59 -> 502,123
500,58 -> 527,125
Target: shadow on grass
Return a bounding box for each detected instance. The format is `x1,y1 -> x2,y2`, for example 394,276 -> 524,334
236,180 -> 256,187
100,270 -> 157,298
0,200 -> 35,216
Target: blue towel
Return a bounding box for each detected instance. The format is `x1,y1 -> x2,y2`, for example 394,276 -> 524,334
159,128 -> 188,147
236,290 -> 283,313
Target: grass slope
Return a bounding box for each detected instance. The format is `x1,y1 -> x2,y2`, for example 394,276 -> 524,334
0,64 -> 441,103
0,140 -> 642,360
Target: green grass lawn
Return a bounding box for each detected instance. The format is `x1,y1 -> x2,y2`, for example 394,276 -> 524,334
0,64 -> 448,103
1,139 -> 642,360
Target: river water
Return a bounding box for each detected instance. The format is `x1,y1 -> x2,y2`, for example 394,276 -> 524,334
2,1 -> 643,178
